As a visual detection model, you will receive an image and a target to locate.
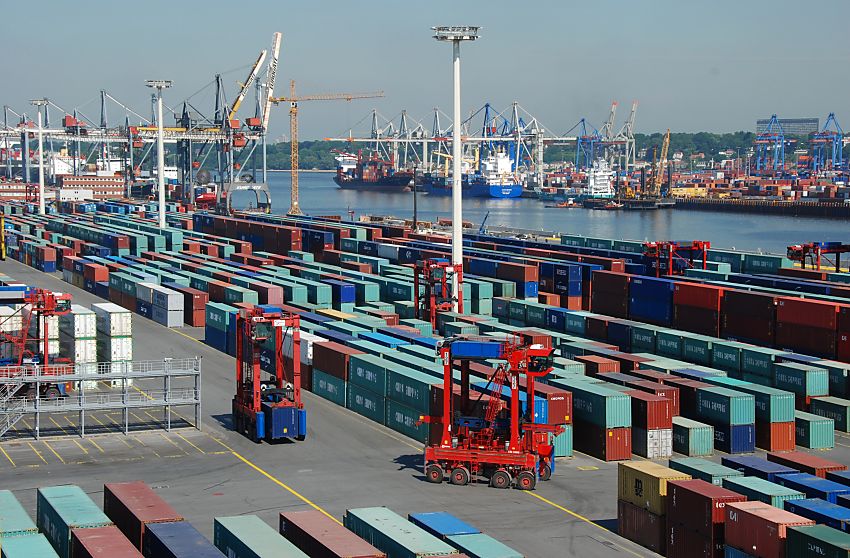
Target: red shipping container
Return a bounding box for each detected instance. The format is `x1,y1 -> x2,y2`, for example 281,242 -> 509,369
664,378 -> 710,417
626,390 -> 672,429
311,342 -> 364,381
103,481 -> 184,550
665,523 -> 721,558
628,368 -> 670,383
674,305 -> 720,337
538,291 -> 559,306
187,308 -> 205,327
71,526 -> 143,558
591,270 -> 632,294
573,422 -> 631,461
724,501 -> 814,558
721,313 -> 775,345
667,479 -> 747,536
590,292 -> 628,319
755,421 -> 795,452
839,333 -> 850,362
515,328 -> 552,349
839,306 -> 850,333
608,352 -> 653,372
722,290 -> 777,318
776,297 -> 839,330
627,380 -> 680,416
518,376 -> 572,425
280,510 -> 386,558
674,282 -> 724,311
775,321 -> 837,359
585,315 -> 610,339
617,499 -> 665,555
777,267 -> 828,281
767,451 -> 847,478
576,355 -> 620,375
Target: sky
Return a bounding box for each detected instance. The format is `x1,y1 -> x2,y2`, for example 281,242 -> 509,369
4,0 -> 849,140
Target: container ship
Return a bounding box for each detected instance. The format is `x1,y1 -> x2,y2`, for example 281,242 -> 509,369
332,150 -> 413,193
425,151 -> 522,199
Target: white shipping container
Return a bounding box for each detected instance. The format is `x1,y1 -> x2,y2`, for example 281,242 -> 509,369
91,303 -> 132,336
22,306 -> 59,339
60,336 -> 97,364
0,305 -> 22,334
151,306 -> 183,328
633,428 -> 673,459
136,282 -> 157,304
62,269 -> 75,284
150,285 -> 182,311
283,331 -> 326,365
96,336 -> 133,362
377,243 -> 400,262
59,305 -> 96,338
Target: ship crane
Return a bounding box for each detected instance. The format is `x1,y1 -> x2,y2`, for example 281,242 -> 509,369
648,129 -> 670,199
271,82 -> 383,215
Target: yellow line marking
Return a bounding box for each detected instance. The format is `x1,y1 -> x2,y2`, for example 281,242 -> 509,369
175,432 -> 206,454
159,433 -> 189,455
27,442 -> 48,464
49,416 -> 69,434
0,444 -> 16,467
230,451 -> 340,525
526,492 -> 645,558
72,439 -> 89,455
170,327 -> 204,344
42,441 -> 65,464
87,438 -> 105,453
132,434 -> 160,458
577,466 -> 599,471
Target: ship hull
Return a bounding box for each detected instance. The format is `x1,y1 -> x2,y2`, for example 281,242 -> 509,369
333,174 -> 413,193
426,180 -> 523,199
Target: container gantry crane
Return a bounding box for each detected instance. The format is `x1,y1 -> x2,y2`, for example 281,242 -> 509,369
787,242 -> 850,272
271,81 -> 383,215
232,307 -> 306,443
420,335 -> 561,491
413,258 -> 463,331
643,240 -> 710,277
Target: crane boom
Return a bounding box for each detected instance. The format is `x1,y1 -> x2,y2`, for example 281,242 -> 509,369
261,32 -> 282,132
651,129 -> 671,197
227,49 -> 267,123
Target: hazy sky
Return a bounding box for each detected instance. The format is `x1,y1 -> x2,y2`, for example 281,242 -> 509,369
5,1 -> 848,140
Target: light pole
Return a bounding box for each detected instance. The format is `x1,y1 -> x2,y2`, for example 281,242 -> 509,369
433,25 -> 479,312
30,99 -> 48,215
145,80 -> 172,229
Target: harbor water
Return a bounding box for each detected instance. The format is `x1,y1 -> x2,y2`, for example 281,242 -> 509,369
238,171 -> 848,255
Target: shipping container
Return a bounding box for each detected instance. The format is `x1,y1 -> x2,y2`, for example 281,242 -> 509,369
672,416 -> 714,456
773,362 -> 829,398
667,479 -> 746,537
572,422 -> 631,461
632,427 -> 672,459
665,523 -> 721,558
755,420 -> 796,452
618,461 -> 691,516
767,451 -> 847,478
0,534 -> 60,558
721,476 -> 805,507
70,526 -> 143,558
443,533 -> 523,558
213,515 -> 307,558
142,521 -> 224,558
37,485 -> 113,558
784,499 -> 850,532
617,499 -> 666,555
714,423 -> 755,454
669,457 -> 743,486
811,397 -> 850,432
796,411 -> 836,449
785,524 -> 850,558
407,512 -> 479,539
0,489 -> 38,538
103,481 -> 183,550
697,387 -> 755,426
547,378 -> 630,428
774,473 -> 850,504
721,455 -> 798,482
343,508 -> 457,558
724,500 -> 814,558
279,510 -> 385,558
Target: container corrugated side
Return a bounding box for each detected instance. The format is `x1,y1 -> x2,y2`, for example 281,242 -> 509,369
213,515 -> 308,558
103,481 -> 183,550
445,533 -> 523,558
774,473 -> 850,504
279,510 -> 385,558
70,525 -> 143,558
343,507 -> 457,558
786,524 -> 850,558
724,501 -> 814,558
668,457 -> 743,486
696,386 -> 755,425
767,451 -> 848,478
407,512 -> 479,538
811,397 -> 850,432
672,416 -> 714,456
0,533 -> 60,558
0,489 -> 38,537
142,521 -> 225,558
37,485 -> 113,558
784,499 -> 850,532
549,378 -> 631,428
721,476 -> 806,507
618,462 -> 691,516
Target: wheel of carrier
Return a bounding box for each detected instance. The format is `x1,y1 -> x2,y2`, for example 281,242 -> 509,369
450,467 -> 470,486
539,463 -> 552,482
490,469 -> 512,489
516,471 -> 537,491
425,463 -> 445,483
44,387 -> 62,400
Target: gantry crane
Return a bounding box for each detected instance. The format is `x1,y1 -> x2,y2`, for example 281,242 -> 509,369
414,258 -> 463,331
271,81 -> 383,215
648,129 -> 670,198
787,242 -> 850,272
643,240 -> 710,277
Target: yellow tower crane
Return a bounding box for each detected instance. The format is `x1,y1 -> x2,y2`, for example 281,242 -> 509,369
649,129 -> 671,198
271,81 -> 383,215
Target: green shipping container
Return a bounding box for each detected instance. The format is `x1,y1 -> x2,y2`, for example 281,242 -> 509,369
548,378 -> 631,428
696,387 -> 755,425
213,515 -> 308,558
668,457 -> 743,486
386,367 -> 435,413
682,335 -> 714,366
721,476 -> 805,508
711,340 -> 748,373
656,330 -> 684,358
773,362 -> 829,397
343,507 -> 457,558
0,534 -> 60,558
796,411 -> 835,450
630,325 -> 658,353
442,322 -> 479,336
786,524 -> 850,558
741,347 -> 784,377
205,302 -> 237,332
37,485 -> 113,558
384,400 -> 430,443
817,360 -> 850,398
551,425 -> 573,458
672,417 -> 714,456
347,384 -> 387,424
399,319 -> 433,336
348,354 -> 389,395
704,377 -> 795,423
0,490 -> 38,537
445,533 -> 523,558
810,397 -> 850,432
564,312 -> 590,335
311,369 -> 346,407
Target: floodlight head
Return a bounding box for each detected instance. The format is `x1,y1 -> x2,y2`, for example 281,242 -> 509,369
30,99 -> 48,106
432,26 -> 480,41
145,80 -> 173,89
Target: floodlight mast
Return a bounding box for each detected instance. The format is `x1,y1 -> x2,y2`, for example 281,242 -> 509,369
145,79 -> 173,229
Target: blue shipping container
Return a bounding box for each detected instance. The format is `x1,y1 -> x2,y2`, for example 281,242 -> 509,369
721,456 -> 798,482
784,498 -> 850,532
143,521 -> 225,558
714,423 -> 755,454
774,473 -> 850,504
407,512 -> 480,538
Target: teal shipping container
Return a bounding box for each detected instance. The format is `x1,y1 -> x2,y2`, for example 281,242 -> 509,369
548,378 -> 631,428
696,387 -> 755,425
710,341 -> 748,373
213,515 -> 308,558
348,353 -> 390,395
672,417 -> 714,456
311,369 -> 346,407
0,534 -> 60,558
816,360 -> 850,398
386,367 -> 435,413
346,384 -> 387,424
37,485 -> 113,558
385,400 -> 429,443
445,533 -> 523,558
796,411 -> 835,449
785,524 -> 850,557
669,457 -> 743,486
0,490 -> 38,537
343,507 -> 457,558
810,397 -> 850,432
656,330 -> 684,358
704,377 -> 795,423
773,362 -> 829,397
551,425 -> 573,458
630,324 -> 658,353
741,347 -> 785,377
721,476 -> 805,508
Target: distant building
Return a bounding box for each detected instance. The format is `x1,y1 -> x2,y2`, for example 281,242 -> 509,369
756,117 -> 818,136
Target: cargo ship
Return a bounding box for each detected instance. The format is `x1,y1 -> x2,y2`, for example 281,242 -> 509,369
425,151 -> 523,198
332,150 -> 413,193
